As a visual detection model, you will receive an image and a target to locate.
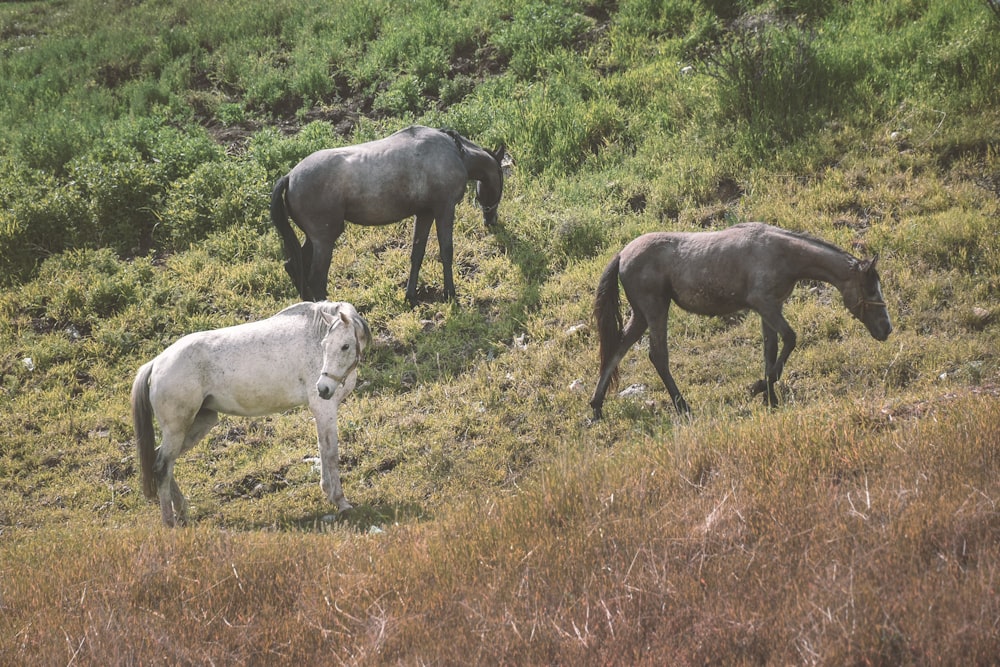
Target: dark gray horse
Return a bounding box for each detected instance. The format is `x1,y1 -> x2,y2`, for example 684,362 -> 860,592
590,222 -> 893,418
271,125 -> 505,305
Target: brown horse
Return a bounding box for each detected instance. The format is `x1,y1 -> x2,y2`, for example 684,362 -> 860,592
590,222 -> 892,418
270,125 -> 505,305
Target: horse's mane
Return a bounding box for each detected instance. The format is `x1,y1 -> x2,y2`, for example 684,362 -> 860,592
438,127 -> 467,158
274,301 -> 345,334
744,222 -> 858,263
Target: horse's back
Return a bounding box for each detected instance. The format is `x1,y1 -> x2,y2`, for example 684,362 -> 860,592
286,126 -> 467,225
146,305 -> 329,416
619,225 -> 784,316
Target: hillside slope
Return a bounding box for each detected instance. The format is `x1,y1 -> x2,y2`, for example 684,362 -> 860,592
1,0 -> 999,663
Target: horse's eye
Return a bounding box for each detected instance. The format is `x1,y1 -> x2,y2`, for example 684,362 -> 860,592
341,343 -> 350,351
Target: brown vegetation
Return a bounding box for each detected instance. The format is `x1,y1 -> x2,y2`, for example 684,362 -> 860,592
3,393 -> 998,665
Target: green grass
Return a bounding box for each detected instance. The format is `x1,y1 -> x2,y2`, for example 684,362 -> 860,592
2,0 -> 1000,663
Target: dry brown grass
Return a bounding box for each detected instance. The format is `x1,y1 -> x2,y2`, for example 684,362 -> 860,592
3,392 -> 998,665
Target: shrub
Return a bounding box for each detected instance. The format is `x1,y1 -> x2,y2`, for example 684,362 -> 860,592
161,160 -> 270,251
701,19 -> 831,146
373,75 -> 425,117
555,216 -> 607,263
8,113 -> 95,176
29,248 -> 149,330
888,210 -> 999,276
66,118 -> 223,256
492,2 -> 596,79
493,68 -> 630,175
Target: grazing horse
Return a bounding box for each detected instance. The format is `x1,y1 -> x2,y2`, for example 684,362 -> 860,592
271,125 -> 506,305
590,222 -> 892,418
131,301 -> 372,526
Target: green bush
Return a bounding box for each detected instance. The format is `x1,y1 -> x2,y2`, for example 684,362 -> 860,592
555,216 -> 606,263
493,66 -> 630,175
0,176 -> 91,285
889,211 -> 999,276
30,248 -> 149,329
702,20 -> 832,147
161,160 -> 270,251
247,121 -> 338,181
492,2 -> 596,78
373,75 -> 425,117
7,113 -> 95,176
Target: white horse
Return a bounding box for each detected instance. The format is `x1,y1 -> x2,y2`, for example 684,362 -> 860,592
131,301 -> 372,527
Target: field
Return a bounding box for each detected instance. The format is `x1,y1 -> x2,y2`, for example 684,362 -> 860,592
2,0 -> 999,663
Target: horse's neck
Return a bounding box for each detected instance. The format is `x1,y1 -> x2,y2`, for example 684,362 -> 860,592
789,238 -> 856,289
465,149 -> 498,185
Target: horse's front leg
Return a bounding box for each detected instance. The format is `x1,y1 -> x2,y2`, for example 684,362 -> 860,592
406,214 -> 434,306
312,405 -> 352,512
754,311 -> 796,407
752,320 -> 781,407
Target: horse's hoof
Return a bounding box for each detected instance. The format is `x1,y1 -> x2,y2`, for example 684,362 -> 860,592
749,380 -> 768,396
336,499 -> 354,513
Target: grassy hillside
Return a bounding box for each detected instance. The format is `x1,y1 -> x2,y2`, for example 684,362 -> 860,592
2,0 -> 999,663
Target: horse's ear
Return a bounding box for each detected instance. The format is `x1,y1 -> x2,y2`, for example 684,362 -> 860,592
320,309 -> 337,327
492,144 -> 506,164
353,313 -> 373,353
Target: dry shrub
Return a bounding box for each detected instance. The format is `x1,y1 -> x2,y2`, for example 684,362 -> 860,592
5,394 -> 997,664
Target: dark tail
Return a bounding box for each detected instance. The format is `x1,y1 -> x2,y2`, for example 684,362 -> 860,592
131,362 -> 158,500
594,253 -> 624,392
270,174 -> 308,300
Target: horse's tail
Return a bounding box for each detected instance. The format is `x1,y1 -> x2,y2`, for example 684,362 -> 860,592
594,253 -> 624,391
270,174 -> 307,300
131,361 -> 159,500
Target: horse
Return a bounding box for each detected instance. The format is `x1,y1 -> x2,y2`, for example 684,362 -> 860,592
589,222 -> 893,419
270,125 -> 506,305
131,301 -> 372,526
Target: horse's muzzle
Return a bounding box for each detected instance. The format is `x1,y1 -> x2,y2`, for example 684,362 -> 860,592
316,373 -> 342,400
870,321 -> 892,341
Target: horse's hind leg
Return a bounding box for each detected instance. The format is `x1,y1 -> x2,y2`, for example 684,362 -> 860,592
171,408 -> 219,524
591,311 -> 648,419
306,225 -> 342,302
152,443 -> 181,527
646,307 -> 690,414
154,409 -> 218,527
285,236 -> 312,301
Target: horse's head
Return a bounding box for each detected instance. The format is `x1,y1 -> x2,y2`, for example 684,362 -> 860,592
476,144 -> 506,226
844,255 -> 892,341
316,308 -> 372,400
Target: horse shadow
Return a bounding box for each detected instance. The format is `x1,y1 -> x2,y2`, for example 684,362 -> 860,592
401,217 -> 547,308
279,501 -> 428,534
351,216 -> 551,389
487,219 -> 549,294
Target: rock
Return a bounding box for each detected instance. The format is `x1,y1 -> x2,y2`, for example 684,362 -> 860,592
618,383 -> 646,398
